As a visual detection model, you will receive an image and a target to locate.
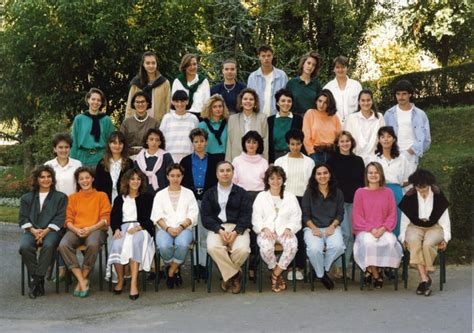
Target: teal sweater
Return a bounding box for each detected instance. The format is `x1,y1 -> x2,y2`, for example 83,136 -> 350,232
70,112 -> 115,166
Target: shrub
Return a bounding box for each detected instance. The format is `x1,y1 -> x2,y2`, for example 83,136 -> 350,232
0,144 -> 23,166
364,63 -> 474,111
448,157 -> 474,242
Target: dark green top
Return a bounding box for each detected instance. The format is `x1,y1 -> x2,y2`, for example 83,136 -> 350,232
273,117 -> 292,151
19,190 -> 67,230
286,76 -> 322,115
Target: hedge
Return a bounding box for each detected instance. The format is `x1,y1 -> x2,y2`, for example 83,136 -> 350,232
364,62 -> 474,111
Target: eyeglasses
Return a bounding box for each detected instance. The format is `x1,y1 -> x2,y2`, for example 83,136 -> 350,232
134,100 -> 147,104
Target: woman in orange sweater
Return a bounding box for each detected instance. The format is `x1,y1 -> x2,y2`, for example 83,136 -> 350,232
302,89 -> 341,164
58,167 -> 111,297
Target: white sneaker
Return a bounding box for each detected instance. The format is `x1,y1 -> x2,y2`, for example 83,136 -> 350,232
287,270 -> 304,281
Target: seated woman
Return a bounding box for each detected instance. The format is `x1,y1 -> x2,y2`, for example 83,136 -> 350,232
303,163 -> 345,290
19,165 -> 67,299
58,167 -> 111,297
352,162 -> 403,289
94,131 -> 134,204
108,169 -> 155,300
252,166 -> 301,292
399,169 -> 451,296
134,128 -> 174,195
151,164 -> 199,288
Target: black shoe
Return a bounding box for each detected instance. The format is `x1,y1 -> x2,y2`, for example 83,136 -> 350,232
175,272 -> 183,287
166,274 -> 175,289
424,286 -> 432,296
426,275 -> 432,287
320,272 -> 335,290
364,272 -> 373,287
28,276 -> 39,299
199,266 -> 208,280
384,268 -> 395,280
113,287 -> 123,295
36,277 -> 45,297
129,293 -> 139,301
147,272 -> 156,281
416,281 -> 427,295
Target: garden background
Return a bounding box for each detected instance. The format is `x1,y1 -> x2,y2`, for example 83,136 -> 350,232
0,0 -> 472,263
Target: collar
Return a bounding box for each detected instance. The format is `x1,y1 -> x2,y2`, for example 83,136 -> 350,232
217,183 -> 233,192
356,111 -> 377,120
192,152 -> 208,161
145,150 -> 159,158
171,110 -> 191,119
276,112 -> 293,119
396,104 -> 413,113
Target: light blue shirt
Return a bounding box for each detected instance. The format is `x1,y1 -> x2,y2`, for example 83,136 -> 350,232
247,67 -> 288,115
384,104 -> 431,158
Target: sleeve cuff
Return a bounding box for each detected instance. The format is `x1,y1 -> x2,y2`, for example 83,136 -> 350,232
21,223 -> 32,230
47,224 -> 60,232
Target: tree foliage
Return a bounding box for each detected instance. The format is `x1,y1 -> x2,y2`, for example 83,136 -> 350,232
398,0 -> 473,67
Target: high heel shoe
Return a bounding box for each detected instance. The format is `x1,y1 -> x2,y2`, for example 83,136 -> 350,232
166,274 -> 175,289
113,288 -> 123,295
129,293 -> 139,301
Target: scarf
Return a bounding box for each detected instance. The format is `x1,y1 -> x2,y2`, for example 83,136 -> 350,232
176,73 -> 206,109
130,74 -> 167,93
203,118 -> 227,145
84,111 -> 106,142
135,148 -> 165,191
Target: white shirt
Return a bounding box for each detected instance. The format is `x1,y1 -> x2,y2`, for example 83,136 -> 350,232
39,192 -> 49,211
323,77 -> 362,124
263,71 -> 274,117
274,153 -> 315,197
44,157 -> 82,196
171,76 -> 210,114
243,113 -> 252,134
159,111 -> 199,155
110,158 -> 122,203
399,187 -> 451,243
369,154 -> 410,185
122,195 -> 138,222
396,106 -> 415,151
217,183 -> 233,222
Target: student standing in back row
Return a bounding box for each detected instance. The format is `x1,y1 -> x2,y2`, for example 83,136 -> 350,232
247,45 -> 288,117
384,80 -> 431,175
211,59 -> 246,114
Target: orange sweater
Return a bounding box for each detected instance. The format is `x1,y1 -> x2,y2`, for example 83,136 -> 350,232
66,189 -> 111,229
302,109 -> 342,154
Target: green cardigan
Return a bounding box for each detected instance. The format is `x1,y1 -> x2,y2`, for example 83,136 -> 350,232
19,190 -> 67,231
70,112 -> 115,166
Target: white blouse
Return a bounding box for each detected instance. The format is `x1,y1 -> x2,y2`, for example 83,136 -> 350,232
399,187 -> 451,243
252,190 -> 302,236
171,76 -> 210,115
122,195 -> 138,222
151,186 -> 199,229
369,153 -> 410,185
323,77 -> 362,124
44,157 -> 82,196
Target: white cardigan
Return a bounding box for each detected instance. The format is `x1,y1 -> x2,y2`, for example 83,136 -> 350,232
151,186 -> 199,229
252,190 -> 302,236
344,111 -> 385,165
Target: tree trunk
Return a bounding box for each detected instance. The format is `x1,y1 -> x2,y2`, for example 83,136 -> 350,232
439,36 -> 450,99
20,121 -> 34,176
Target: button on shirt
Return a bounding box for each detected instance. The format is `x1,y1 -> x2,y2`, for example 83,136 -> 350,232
110,158 -> 122,203
191,153 -> 208,189
217,183 -> 233,222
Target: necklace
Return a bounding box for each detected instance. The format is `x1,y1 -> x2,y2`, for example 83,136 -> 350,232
224,82 -> 236,93
134,113 -> 149,123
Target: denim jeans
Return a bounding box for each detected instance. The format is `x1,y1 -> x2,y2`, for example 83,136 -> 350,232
309,151 -> 332,165
336,203 -> 353,268
156,229 -> 193,264
304,226 -> 345,278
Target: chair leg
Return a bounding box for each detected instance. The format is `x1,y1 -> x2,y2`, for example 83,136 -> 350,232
21,257 -> 25,296
206,254 -> 212,293
292,259 -> 297,292
99,247 -> 103,291
191,247 -> 196,292
341,253 -> 347,291
359,265 -> 364,291
440,251 -> 445,291
55,251 -> 60,294
258,253 -> 263,293
351,253 -> 356,282
156,251 -> 161,292
394,268 -> 399,291
243,258 -> 249,293
194,228 -> 200,284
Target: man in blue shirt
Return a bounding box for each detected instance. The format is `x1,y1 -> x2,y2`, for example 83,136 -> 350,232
247,45 -> 288,117
384,80 -> 431,174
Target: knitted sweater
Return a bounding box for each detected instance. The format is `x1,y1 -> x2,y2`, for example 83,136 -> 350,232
66,189 -> 111,229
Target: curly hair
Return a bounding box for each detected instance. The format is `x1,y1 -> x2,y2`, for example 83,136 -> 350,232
31,165 -> 56,192
263,165 -> 287,199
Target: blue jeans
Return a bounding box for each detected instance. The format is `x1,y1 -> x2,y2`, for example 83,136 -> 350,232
304,226 -> 345,278
309,151 -> 331,165
156,229 -> 193,264
336,203 -> 353,268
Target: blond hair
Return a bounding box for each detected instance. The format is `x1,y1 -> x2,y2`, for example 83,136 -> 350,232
200,94 -> 230,120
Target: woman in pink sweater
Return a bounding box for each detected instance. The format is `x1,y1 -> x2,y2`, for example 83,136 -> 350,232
352,162 -> 403,288
232,130 -> 268,279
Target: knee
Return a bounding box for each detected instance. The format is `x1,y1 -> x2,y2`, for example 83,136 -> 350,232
233,245 -> 250,257
306,244 -> 322,256
19,243 -> 34,255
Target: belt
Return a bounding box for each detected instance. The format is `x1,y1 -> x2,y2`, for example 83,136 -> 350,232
81,147 -> 102,155
313,145 -> 334,153
196,188 -> 204,195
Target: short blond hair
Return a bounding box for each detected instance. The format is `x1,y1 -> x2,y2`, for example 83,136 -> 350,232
365,162 -> 386,187
200,94 -> 230,120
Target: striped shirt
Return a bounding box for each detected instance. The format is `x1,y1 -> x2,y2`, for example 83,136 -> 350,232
160,111 -> 199,156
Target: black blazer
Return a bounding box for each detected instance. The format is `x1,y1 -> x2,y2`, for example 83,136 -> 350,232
267,114 -> 303,162
180,153 -> 220,200
94,158 -> 134,203
201,184 -> 252,234
110,192 -> 155,237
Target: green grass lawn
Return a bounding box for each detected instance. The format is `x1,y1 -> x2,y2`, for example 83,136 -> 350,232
0,206 -> 19,223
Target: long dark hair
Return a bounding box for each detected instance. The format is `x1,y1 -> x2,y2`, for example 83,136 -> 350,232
138,51 -> 159,86
31,165 -> 56,192
102,131 -> 130,172
315,89 -> 337,116
375,126 -> 400,159
307,163 -> 338,198
263,165 -> 287,199
119,168 -> 147,195
356,89 -> 379,118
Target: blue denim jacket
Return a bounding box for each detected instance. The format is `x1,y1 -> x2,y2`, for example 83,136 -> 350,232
384,104 -> 431,157
247,67 -> 288,115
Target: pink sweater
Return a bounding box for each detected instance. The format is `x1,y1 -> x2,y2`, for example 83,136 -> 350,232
352,187 -> 396,235
232,153 -> 268,191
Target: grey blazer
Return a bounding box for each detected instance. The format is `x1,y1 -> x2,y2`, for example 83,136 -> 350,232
19,190 -> 67,231
225,112 -> 269,162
